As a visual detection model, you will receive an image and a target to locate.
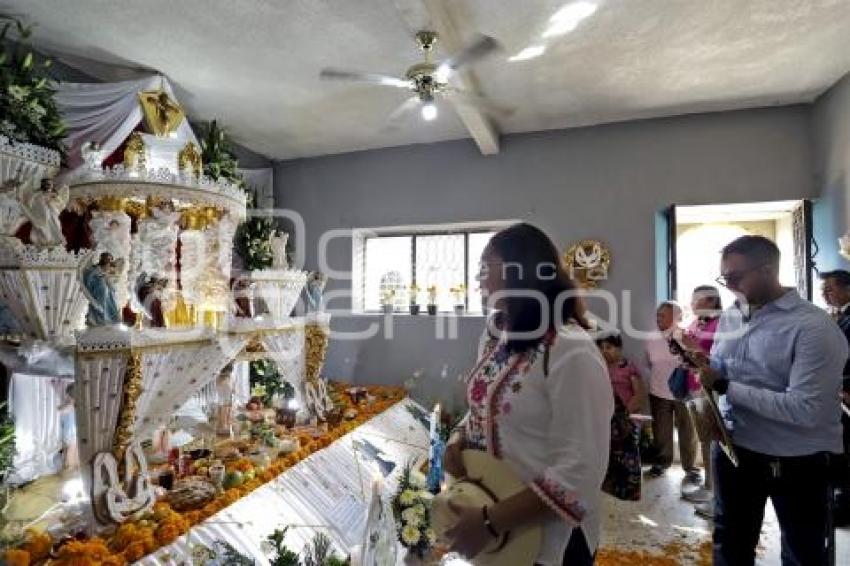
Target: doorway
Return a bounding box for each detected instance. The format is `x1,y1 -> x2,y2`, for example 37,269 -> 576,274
667,200 -> 813,316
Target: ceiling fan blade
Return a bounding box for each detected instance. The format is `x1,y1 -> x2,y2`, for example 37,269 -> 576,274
384,96 -> 422,130
320,68 -> 411,88
437,35 -> 502,76
446,89 -> 515,120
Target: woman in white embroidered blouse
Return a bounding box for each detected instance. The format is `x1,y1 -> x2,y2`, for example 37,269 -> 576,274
443,223 -> 613,565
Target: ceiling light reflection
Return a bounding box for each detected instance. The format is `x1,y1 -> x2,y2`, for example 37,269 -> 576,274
508,45 -> 546,62
543,1 -> 598,38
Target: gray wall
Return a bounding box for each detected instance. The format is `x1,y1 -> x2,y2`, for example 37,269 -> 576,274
274,105 -> 815,410
813,73 -> 850,273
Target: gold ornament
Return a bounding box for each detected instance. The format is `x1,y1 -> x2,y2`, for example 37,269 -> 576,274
123,132 -> 146,172
112,352 -> 144,461
97,196 -> 127,212
138,89 -> 185,137
304,323 -> 330,384
178,141 -> 202,178
563,239 -> 611,289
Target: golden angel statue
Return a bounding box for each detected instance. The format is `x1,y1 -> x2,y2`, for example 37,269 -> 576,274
17,178 -> 69,246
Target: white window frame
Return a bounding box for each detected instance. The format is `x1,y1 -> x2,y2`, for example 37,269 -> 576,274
352,220 -> 518,314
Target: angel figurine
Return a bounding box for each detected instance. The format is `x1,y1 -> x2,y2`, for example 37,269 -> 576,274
80,252 -> 122,326
306,271 -> 327,313
17,178 -> 69,246
269,230 -> 289,269
81,140 -> 103,170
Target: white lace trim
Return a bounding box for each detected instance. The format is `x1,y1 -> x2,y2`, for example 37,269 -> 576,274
0,135 -> 62,167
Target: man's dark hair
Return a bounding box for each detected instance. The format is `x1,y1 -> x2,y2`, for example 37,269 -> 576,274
595,332 -> 623,349
820,269 -> 850,288
721,235 -> 780,268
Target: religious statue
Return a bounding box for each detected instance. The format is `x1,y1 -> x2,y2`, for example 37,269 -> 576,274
178,141 -> 202,178
306,271 -> 327,313
215,363 -> 235,437
270,230 -> 289,269
0,165 -> 27,236
134,273 -> 169,328
123,132 -> 146,173
81,140 -> 103,170
16,178 -> 69,246
80,252 -> 122,326
231,276 -> 254,318
138,89 -> 185,137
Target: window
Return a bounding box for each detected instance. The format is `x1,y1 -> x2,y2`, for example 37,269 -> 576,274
353,222 -> 513,314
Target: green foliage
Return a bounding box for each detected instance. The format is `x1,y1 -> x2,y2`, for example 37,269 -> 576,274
0,15 -> 67,155
198,119 -> 246,192
303,532 -> 348,566
191,539 -> 256,565
249,359 -> 294,405
0,402 -> 15,483
266,526 -> 301,566
236,215 -> 275,271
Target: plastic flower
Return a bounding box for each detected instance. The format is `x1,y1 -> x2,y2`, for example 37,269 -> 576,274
401,506 -> 421,526
401,523 -> 421,546
399,489 -> 419,506
413,503 -> 427,516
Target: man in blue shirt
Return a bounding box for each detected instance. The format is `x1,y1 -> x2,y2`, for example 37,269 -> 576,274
698,235 -> 846,566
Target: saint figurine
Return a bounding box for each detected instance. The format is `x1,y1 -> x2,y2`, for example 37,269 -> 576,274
269,230 -> 289,269
82,252 -> 121,326
17,178 -> 69,246
306,271 -> 327,313
231,276 -> 254,318
135,273 -> 169,328
215,363 -> 235,437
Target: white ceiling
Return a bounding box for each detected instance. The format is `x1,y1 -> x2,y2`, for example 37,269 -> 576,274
6,0 -> 850,160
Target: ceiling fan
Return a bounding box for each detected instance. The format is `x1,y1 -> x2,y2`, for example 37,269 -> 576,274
320,30 -> 509,124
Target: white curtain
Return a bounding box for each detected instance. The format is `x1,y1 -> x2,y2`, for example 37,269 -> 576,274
8,373 -> 72,484
55,75 -> 198,170
239,167 -> 274,209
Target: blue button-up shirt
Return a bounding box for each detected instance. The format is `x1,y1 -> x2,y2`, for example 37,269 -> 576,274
711,289 -> 847,457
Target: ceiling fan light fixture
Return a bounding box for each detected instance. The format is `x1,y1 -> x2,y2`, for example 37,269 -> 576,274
543,1 -> 597,38
508,45 -> 546,62
421,102 -> 438,121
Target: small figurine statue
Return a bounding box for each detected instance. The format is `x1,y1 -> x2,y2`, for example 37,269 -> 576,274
81,140 -> 103,170
231,275 -> 254,318
269,230 -> 289,269
306,271 -> 327,313
139,90 -> 184,136
178,141 -> 202,179
57,382 -> 79,470
135,273 -> 169,328
81,252 -> 122,326
123,132 -> 147,173
17,177 -> 69,246
215,363 -> 235,437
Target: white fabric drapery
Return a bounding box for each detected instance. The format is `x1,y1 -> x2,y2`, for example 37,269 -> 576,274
55,75 -> 198,170
8,373 -> 73,484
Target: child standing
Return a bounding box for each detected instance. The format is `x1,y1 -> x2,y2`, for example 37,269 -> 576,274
597,332 -> 645,501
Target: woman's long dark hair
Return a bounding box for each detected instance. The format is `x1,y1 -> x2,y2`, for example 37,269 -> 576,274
485,223 -> 582,354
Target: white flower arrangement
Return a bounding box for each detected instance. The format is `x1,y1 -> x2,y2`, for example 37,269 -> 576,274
392,461 -> 435,558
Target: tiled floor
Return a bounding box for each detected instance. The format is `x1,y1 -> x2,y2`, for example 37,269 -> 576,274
599,466 -> 850,564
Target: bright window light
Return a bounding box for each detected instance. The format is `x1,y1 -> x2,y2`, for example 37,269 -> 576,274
543,1 -> 598,38
508,45 -> 546,62
421,102 -> 438,121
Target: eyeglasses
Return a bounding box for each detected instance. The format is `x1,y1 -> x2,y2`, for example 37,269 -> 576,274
715,264 -> 766,288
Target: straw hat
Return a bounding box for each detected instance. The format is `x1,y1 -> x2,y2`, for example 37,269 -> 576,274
431,450 -> 542,566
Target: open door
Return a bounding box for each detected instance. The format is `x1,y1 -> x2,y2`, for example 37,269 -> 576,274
667,204 -> 678,301
791,199 -> 814,301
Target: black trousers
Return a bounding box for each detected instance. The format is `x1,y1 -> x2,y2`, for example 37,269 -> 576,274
713,443 -> 832,566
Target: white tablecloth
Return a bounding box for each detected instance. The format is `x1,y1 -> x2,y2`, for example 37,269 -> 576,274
136,399 -> 429,565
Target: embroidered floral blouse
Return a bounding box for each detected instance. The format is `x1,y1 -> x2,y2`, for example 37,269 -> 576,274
462,321 -> 614,565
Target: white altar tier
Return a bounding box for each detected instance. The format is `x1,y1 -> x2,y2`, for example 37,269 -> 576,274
0,238 -> 90,341
135,399 -> 428,565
